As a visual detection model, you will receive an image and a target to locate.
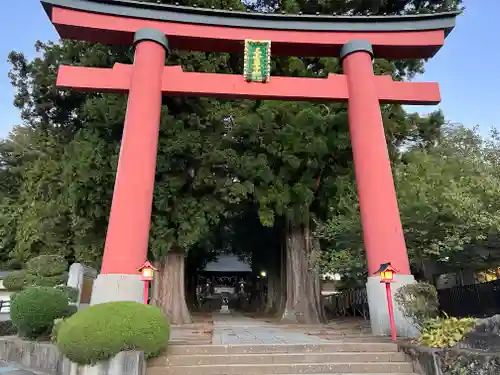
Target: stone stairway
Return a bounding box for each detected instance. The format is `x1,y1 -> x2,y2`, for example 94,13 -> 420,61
147,342 -> 417,375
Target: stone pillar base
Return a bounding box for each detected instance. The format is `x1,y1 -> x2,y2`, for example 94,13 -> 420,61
90,274 -> 144,305
366,274 -> 419,338
220,305 -> 230,314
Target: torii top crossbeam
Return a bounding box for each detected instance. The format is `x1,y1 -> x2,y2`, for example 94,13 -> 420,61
42,0 -> 457,59
41,0 -> 459,104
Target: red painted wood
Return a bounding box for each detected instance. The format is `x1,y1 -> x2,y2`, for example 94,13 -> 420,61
386,283 -> 397,341
51,6 -> 446,59
342,48 -> 411,276
99,41 -> 165,276
57,64 -> 440,105
144,281 -> 149,305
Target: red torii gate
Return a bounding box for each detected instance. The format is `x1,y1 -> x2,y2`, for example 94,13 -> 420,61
41,0 -> 458,335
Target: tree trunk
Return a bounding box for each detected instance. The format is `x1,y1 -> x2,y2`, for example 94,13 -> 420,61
264,245 -> 286,316
151,249 -> 192,324
281,221 -> 325,324
264,271 -> 278,314
275,240 -> 286,317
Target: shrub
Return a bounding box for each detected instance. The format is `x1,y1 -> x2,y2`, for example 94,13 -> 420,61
26,255 -> 67,277
10,286 -> 69,339
3,270 -> 27,291
55,285 -> 79,303
25,273 -> 68,288
419,315 -> 477,348
4,255 -> 69,294
51,318 -> 65,343
395,282 -> 439,328
63,304 -> 78,317
0,321 -> 17,336
57,301 -> 170,365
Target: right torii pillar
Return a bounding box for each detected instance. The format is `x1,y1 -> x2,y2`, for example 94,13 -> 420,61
341,40 -> 417,337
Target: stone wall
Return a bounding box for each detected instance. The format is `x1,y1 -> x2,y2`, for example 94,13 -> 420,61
0,337 -> 144,375
400,342 -> 500,375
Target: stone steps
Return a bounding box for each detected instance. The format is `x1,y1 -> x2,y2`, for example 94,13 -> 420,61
148,343 -> 417,375
156,352 -> 407,366
148,362 -> 415,375
165,343 -> 400,355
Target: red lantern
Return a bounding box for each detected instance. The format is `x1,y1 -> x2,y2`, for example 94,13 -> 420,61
138,260 -> 157,281
138,260 -> 157,304
376,262 -> 398,283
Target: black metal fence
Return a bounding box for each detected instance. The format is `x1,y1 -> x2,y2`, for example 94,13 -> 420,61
438,279 -> 500,318
323,279 -> 500,320
323,288 -> 369,319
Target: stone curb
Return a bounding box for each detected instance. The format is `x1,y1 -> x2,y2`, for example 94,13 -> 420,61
0,337 -> 144,375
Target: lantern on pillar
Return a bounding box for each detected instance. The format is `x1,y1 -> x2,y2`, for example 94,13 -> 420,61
374,262 -> 399,341
378,262 -> 397,283
138,260 -> 157,304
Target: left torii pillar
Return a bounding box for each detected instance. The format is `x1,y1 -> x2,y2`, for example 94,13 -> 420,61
91,29 -> 168,305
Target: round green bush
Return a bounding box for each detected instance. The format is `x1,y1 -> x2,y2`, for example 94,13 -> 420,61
56,302 -> 170,365
11,286 -> 69,339
3,270 -> 28,291
26,255 -> 67,277
25,272 -> 68,288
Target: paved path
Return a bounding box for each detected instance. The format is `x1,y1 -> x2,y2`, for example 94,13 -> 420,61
211,314 -> 330,345
0,361 -> 37,375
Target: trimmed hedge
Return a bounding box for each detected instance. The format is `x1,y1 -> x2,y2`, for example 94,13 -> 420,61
56,301 -> 170,365
3,270 -> 28,291
10,286 -> 69,339
4,255 -> 69,293
55,285 -> 79,303
26,255 -> 67,277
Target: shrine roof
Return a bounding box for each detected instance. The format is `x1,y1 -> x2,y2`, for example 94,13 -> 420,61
203,255 -> 252,273
42,0 -> 458,34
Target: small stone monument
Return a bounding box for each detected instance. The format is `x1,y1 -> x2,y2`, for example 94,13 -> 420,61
220,294 -> 230,314
67,263 -> 97,310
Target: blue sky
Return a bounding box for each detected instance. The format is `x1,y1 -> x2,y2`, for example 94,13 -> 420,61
0,0 -> 498,138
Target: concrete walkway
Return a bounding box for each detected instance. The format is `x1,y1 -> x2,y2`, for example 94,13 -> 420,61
211,314 -> 330,345
0,361 -> 37,375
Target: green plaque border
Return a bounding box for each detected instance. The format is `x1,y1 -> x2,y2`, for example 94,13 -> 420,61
243,39 -> 271,83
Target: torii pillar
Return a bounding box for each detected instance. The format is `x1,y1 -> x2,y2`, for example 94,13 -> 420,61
341,40 -> 416,337
91,29 -> 168,305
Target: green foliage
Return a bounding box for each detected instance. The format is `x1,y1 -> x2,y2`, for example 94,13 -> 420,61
26,254 -> 67,277
10,286 -> 69,339
316,124 -> 500,279
394,282 -> 439,328
56,302 -> 169,364
25,272 -> 68,288
51,318 -> 65,343
3,255 -> 69,299
64,304 -> 78,317
419,316 -> 477,348
3,270 -> 28,291
397,125 -> 500,269
0,321 -> 17,336
55,285 -> 79,303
